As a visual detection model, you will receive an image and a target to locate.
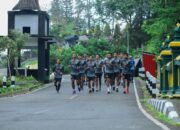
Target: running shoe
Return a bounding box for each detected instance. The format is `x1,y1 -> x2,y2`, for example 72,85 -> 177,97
73,90 -> 76,94
92,88 -> 95,92
116,88 -> 119,92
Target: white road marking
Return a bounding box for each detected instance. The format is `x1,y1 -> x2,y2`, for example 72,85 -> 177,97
34,110 -> 49,115
133,80 -> 171,130
69,94 -> 78,100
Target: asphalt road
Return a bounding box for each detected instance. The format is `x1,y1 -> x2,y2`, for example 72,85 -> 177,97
0,75 -> 163,130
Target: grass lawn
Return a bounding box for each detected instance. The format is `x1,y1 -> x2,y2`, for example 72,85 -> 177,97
0,76 -> 43,97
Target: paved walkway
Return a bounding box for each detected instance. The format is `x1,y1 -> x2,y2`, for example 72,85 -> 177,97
0,75 -> 163,130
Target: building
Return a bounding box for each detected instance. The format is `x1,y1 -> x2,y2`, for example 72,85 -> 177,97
8,0 -> 54,82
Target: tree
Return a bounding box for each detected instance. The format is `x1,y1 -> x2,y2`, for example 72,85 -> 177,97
0,30 -> 28,76
84,0 -> 94,30
87,38 -> 115,57
49,0 -> 64,24
95,0 -> 106,26
75,0 -> 85,28
142,0 -> 180,53
94,25 -> 101,38
104,23 -> 111,37
113,24 -> 121,51
62,0 -> 73,23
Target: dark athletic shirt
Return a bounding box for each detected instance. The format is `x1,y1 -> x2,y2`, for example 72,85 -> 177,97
113,57 -> 121,73
53,64 -> 63,79
79,59 -> 87,74
86,60 -> 96,77
69,59 -> 80,75
95,59 -> 103,74
122,58 -> 131,74
104,58 -> 114,74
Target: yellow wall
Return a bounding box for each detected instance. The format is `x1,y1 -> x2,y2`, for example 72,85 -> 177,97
168,72 -> 173,88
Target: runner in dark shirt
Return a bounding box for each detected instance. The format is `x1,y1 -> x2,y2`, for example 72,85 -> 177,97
113,53 -> 121,92
95,54 -> 103,92
83,54 -> 88,86
78,54 -> 87,91
53,59 -> 64,93
104,53 -> 114,94
86,55 -> 96,93
129,55 -> 135,82
69,54 -> 80,94
122,53 -> 131,94
118,53 -> 124,86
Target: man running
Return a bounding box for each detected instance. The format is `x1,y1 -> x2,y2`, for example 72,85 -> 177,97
53,59 -> 64,93
69,53 -> 80,94
104,53 -> 114,94
118,53 -> 124,87
78,54 -> 87,91
95,54 -> 103,92
122,53 -> 131,94
86,55 -> 96,93
83,54 -> 88,86
129,55 -> 135,82
113,52 -> 121,92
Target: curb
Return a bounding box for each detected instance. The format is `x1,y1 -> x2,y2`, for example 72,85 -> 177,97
148,99 -> 180,123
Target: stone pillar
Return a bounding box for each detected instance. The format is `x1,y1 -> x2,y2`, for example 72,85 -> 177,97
169,23 -> 180,94
38,38 -> 46,82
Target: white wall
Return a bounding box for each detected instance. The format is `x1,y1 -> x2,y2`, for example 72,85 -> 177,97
15,15 -> 38,35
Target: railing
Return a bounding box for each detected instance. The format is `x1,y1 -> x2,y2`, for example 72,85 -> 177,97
138,67 -> 145,78
146,71 -> 159,98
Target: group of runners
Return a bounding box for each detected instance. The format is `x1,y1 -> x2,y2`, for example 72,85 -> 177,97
53,52 -> 135,94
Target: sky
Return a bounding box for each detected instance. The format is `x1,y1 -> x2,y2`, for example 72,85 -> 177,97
0,0 -> 52,36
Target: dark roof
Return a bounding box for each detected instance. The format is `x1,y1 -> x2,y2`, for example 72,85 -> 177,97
13,0 -> 41,11
64,35 -> 79,41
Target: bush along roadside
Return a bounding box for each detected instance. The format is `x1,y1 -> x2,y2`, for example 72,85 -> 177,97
0,76 -> 43,97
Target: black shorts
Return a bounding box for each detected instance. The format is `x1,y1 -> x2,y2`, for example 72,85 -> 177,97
105,73 -> 114,80
123,74 -> 131,81
71,75 -> 79,80
55,78 -> 62,82
87,76 -> 95,81
95,73 -> 102,78
114,72 -> 120,78
79,73 -> 85,77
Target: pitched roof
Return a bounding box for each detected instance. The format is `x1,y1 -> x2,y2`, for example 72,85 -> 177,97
13,0 -> 41,10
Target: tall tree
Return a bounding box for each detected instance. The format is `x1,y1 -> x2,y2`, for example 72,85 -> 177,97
49,0 -> 64,24
62,0 -> 73,23
95,0 -> 106,26
0,30 -> 28,76
94,25 -> 101,38
85,0 -> 94,30
113,24 -> 121,51
104,23 -> 111,37
75,0 -> 86,32
142,0 -> 180,53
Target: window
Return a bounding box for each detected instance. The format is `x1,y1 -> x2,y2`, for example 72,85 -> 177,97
23,27 -> 31,34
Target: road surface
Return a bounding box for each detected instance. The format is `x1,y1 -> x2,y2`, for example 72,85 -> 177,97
0,75 -> 163,130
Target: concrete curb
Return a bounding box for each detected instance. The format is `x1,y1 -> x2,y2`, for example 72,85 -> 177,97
148,99 -> 180,123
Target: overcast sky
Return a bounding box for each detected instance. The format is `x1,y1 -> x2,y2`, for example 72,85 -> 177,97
0,0 -> 52,36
